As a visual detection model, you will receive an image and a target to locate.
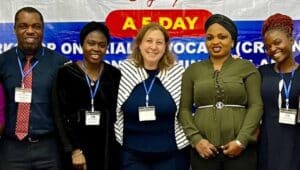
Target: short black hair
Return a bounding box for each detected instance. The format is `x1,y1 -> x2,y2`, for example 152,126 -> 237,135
14,7 -> 44,26
79,21 -> 110,46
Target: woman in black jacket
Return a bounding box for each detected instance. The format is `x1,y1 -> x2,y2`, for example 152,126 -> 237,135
53,21 -> 121,170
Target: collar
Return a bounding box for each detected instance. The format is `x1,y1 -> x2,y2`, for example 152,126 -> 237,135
136,64 -> 167,82
125,59 -> 168,83
205,55 -> 235,71
16,46 -> 44,61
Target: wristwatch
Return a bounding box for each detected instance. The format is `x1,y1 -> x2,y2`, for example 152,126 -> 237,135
235,140 -> 245,148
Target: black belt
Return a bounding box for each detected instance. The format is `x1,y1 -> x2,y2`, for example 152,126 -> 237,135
4,133 -> 54,143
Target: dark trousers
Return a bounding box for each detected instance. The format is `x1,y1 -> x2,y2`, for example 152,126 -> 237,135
0,136 -> 62,170
121,146 -> 190,170
191,145 -> 257,170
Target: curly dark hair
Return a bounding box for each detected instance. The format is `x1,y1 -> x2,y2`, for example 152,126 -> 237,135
262,13 -> 293,37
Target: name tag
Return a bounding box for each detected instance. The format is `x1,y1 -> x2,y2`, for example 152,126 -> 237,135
85,110 -> 101,126
279,108 -> 297,125
15,87 -> 32,103
138,106 -> 156,121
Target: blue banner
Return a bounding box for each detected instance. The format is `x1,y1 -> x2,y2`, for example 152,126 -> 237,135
1,21 -> 300,68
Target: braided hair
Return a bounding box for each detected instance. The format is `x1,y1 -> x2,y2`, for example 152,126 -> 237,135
262,13 -> 293,37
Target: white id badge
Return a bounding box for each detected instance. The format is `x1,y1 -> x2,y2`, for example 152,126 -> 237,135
279,108 -> 297,125
15,87 -> 32,103
85,110 -> 101,126
138,106 -> 156,121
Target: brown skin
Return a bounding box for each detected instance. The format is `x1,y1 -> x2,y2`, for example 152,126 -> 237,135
77,30 -> 107,81
14,11 -> 44,55
205,23 -> 234,70
222,141 -> 244,158
264,29 -> 297,73
72,149 -> 87,170
195,139 -> 218,159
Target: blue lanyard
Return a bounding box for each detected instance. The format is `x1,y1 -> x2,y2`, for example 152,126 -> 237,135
142,76 -> 156,107
16,48 -> 40,88
81,62 -> 101,112
280,70 -> 295,109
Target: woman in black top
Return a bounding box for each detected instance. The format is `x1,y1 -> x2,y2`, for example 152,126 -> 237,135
258,13 -> 300,170
53,21 -> 121,170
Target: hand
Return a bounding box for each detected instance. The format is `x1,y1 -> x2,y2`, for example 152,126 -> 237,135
72,149 -> 86,169
222,140 -> 244,158
195,139 -> 218,159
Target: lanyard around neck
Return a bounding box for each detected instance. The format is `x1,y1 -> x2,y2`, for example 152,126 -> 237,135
142,73 -> 157,107
279,70 -> 295,109
16,48 -> 40,84
81,62 -> 101,112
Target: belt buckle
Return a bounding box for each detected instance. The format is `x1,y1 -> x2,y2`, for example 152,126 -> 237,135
215,101 -> 224,109
28,137 -> 39,143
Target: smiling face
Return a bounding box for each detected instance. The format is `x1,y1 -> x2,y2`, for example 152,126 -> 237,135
14,11 -> 44,54
82,30 -> 108,64
205,23 -> 234,59
139,29 -> 166,69
264,29 -> 294,63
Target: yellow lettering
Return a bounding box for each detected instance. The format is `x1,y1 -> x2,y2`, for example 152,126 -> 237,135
185,17 -> 198,29
159,17 -> 173,29
172,17 -> 186,30
122,17 -> 137,30
142,17 -> 152,26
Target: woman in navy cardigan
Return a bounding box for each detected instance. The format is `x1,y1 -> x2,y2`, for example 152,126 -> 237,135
115,23 -> 190,170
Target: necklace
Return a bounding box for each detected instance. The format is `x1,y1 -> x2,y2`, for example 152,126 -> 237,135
90,80 -> 95,86
80,61 -> 102,86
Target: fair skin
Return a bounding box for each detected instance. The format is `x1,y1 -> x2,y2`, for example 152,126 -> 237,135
139,29 -> 166,70
73,30 -> 108,169
14,11 -> 44,55
196,23 -> 244,159
264,29 -> 298,73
